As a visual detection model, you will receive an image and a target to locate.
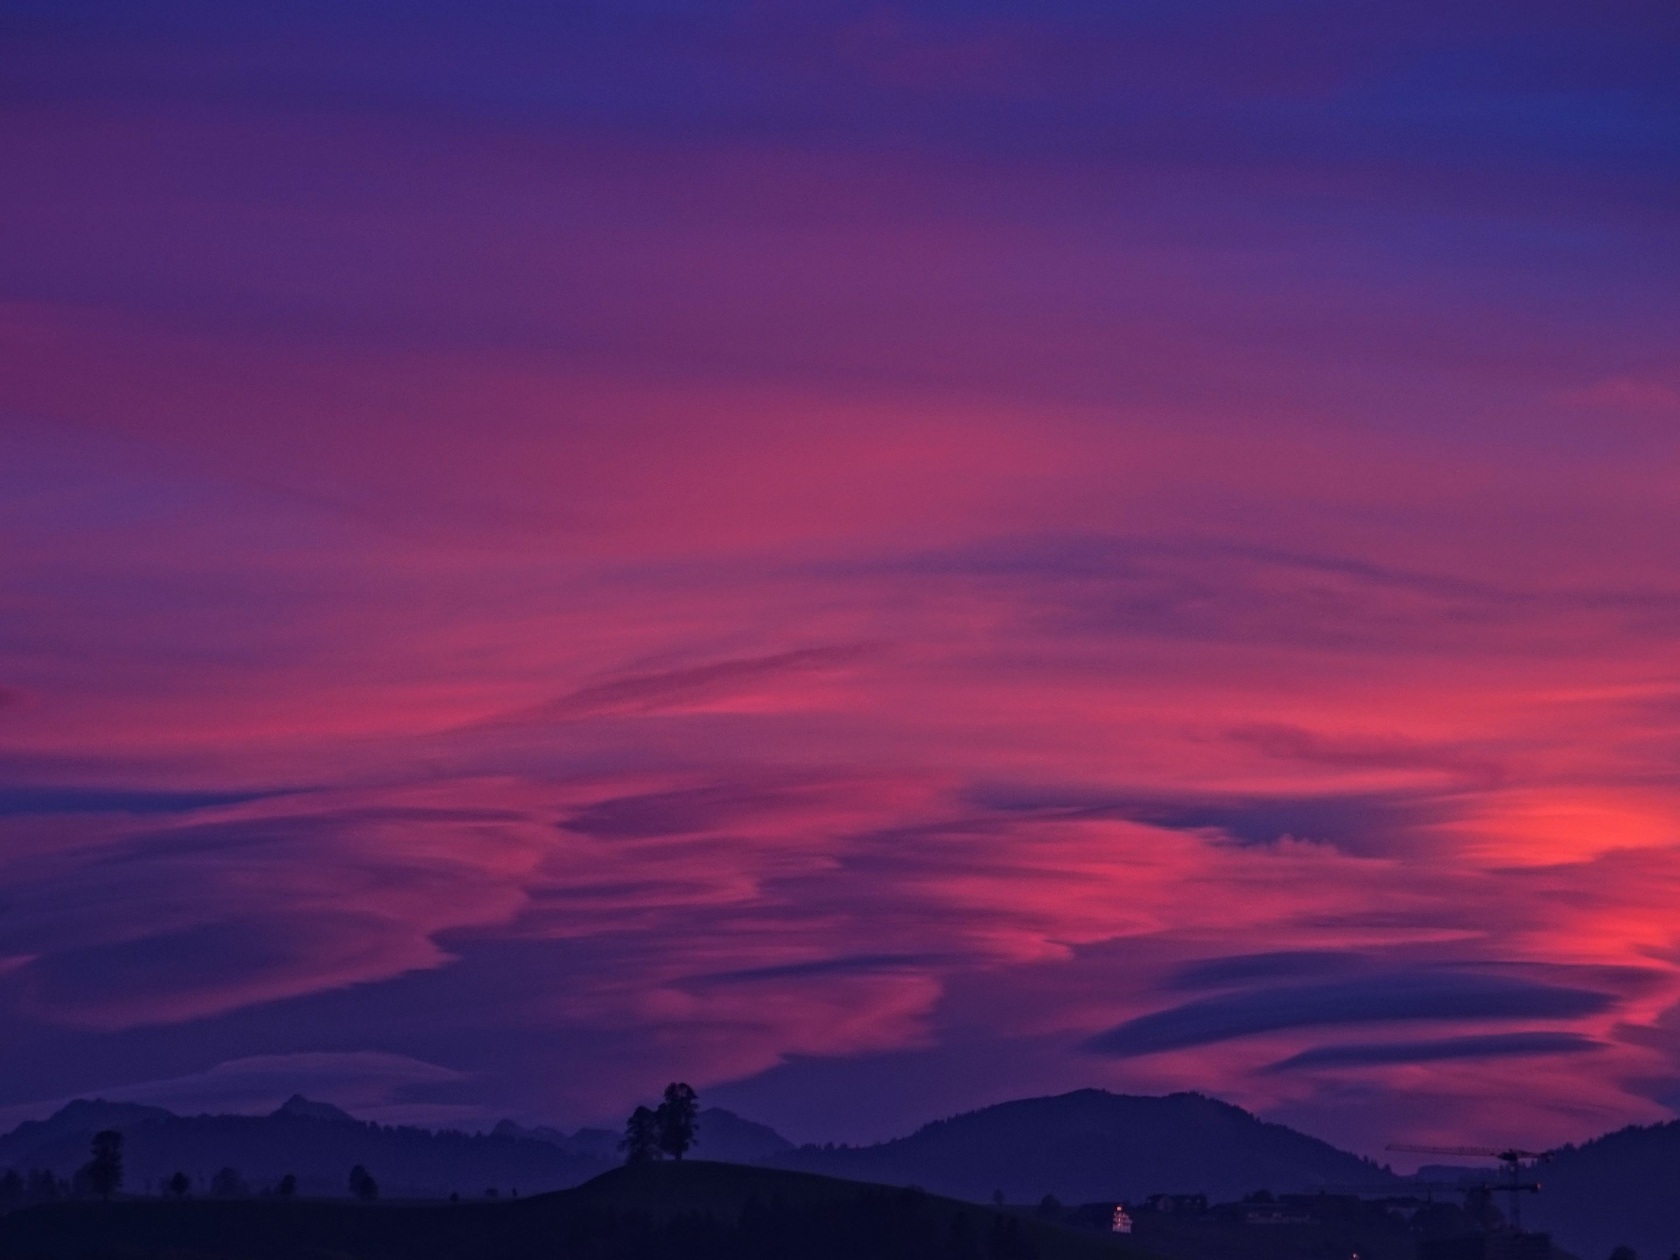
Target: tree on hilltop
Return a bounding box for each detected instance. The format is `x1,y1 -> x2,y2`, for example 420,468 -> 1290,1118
656,1082 -> 699,1161
621,1104 -> 662,1164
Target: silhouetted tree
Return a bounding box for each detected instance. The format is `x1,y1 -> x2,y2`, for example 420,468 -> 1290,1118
166,1171 -> 191,1198
79,1130 -> 124,1201
1610,1248 -> 1638,1260
1036,1194 -> 1061,1218
655,1082 -> 699,1160
621,1104 -> 662,1164
210,1166 -> 249,1197
0,1169 -> 22,1205
348,1165 -> 379,1201
28,1169 -> 62,1201
277,1173 -> 297,1198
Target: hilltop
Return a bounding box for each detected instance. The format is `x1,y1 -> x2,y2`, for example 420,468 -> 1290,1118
767,1090 -> 1396,1204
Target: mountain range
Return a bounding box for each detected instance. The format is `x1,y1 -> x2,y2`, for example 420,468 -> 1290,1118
0,1096 -> 605,1198
2,1088 -> 1676,1258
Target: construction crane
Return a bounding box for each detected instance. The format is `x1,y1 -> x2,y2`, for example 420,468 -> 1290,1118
1386,1144 -> 1551,1231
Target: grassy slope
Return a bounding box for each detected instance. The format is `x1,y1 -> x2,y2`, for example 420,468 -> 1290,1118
576,1160 -> 1147,1257
0,1159 -> 1153,1260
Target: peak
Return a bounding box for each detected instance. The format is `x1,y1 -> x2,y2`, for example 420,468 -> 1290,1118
272,1095 -> 356,1122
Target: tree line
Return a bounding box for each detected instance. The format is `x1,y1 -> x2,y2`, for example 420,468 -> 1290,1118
0,1129 -> 125,1206
0,1130 -> 373,1206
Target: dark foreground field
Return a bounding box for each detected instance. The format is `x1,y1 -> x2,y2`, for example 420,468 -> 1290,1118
0,1160 -> 1148,1260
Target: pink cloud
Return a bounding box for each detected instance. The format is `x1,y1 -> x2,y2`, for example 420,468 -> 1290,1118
3,8 -> 1679,1153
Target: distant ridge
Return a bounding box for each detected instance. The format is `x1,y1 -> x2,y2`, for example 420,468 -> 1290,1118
0,1096 -> 611,1198
767,1089 -> 1396,1204
492,1107 -> 792,1164
0,1099 -> 175,1171
272,1095 -> 357,1123
0,1098 -> 791,1200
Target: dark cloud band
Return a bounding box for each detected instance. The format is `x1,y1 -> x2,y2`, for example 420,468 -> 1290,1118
1265,1031 -> 1603,1072
1084,972 -> 1615,1058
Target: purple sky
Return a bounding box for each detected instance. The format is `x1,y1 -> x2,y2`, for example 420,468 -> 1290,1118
3,1 -> 1680,1156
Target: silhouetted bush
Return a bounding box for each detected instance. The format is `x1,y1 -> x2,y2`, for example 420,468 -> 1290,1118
73,1130 -> 124,1201
348,1165 -> 379,1201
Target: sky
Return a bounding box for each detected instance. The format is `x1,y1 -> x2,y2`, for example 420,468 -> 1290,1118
2,0 -> 1680,1159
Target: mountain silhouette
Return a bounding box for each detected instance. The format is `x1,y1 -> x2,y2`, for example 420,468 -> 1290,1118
4,1085 -> 1673,1260
0,1096 -> 610,1198
1523,1118 -> 1680,1260
272,1095 -> 357,1123
0,1098 -> 790,1200
0,1099 -> 175,1170
766,1090 -> 1396,1204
